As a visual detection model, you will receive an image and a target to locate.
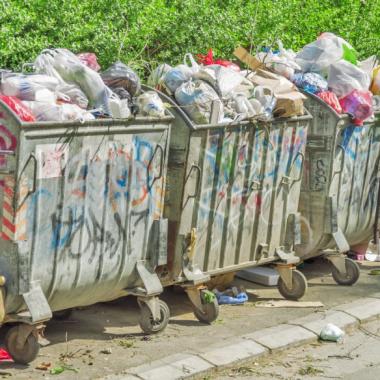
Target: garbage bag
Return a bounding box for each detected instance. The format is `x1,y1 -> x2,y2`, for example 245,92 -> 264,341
55,83 -> 88,109
292,72 -> 328,94
317,91 -> 342,114
147,63 -> 172,88
136,91 -> 165,118
197,48 -> 240,72
194,64 -> 246,98
163,67 -> 191,95
0,95 -> 36,122
23,101 -> 95,122
339,89 -> 373,125
34,48 -> 111,115
1,74 -> 59,102
328,60 -> 370,98
175,80 -> 223,124
296,33 -> 357,75
101,61 -> 141,97
109,94 -> 131,119
77,52 -> 101,72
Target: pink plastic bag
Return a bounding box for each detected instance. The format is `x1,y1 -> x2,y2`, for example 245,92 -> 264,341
0,95 -> 36,122
197,49 -> 240,72
317,91 -> 342,113
77,53 -> 101,72
339,89 -> 373,125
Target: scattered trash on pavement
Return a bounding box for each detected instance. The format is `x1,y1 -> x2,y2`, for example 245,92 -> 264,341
319,323 -> 345,343
214,287 -> 248,305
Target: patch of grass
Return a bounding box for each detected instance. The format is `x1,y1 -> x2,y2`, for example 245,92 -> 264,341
298,365 -> 324,376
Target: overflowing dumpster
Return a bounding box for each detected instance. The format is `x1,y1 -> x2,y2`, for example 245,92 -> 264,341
297,92 -> 380,284
151,87 -> 311,323
0,98 -> 172,363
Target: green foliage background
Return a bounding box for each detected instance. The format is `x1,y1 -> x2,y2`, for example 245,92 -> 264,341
0,0 -> 379,76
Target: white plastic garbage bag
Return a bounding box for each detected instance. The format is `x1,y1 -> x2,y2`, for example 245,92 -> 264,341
194,64 -> 245,98
163,53 -> 199,94
328,60 -> 371,98
319,323 -> 345,343
23,101 -> 95,122
34,48 -> 111,115
136,91 -> 166,118
175,80 -> 223,124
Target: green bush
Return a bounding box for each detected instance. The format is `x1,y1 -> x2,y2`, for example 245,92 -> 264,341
0,0 -> 379,77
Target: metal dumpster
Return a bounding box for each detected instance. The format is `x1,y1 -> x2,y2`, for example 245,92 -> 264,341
152,88 -> 311,322
0,99 -> 172,363
297,92 -> 380,285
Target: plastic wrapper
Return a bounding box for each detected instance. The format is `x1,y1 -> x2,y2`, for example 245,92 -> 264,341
109,96 -> 131,119
23,101 -> 95,122
197,49 -> 240,72
1,74 -> 59,102
194,65 -> 246,98
101,61 -> 141,97
328,60 -> 370,98
34,49 -> 111,115
77,52 -> 101,72
0,95 -> 36,122
317,91 -> 342,114
339,89 -> 373,125
148,64 -> 172,88
292,72 -> 328,94
136,91 -> 165,118
296,33 -> 356,75
175,80 -> 223,124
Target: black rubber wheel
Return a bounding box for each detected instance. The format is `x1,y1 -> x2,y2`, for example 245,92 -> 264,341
332,258 -> 360,286
53,309 -> 73,320
277,270 -> 308,301
5,325 -> 40,365
139,300 -> 170,334
193,296 -> 219,324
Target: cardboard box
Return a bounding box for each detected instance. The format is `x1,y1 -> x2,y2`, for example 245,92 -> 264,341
234,46 -> 264,71
275,92 -> 306,118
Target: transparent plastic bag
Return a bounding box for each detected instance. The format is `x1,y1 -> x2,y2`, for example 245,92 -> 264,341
339,89 -> 373,125
109,95 -> 131,119
194,65 -> 245,98
147,63 -> 172,88
136,91 -> 165,118
101,61 -> 141,97
292,72 -> 328,94
34,49 -> 111,115
23,101 -> 95,122
1,74 -> 59,102
175,80 -> 223,124
328,60 -> 370,98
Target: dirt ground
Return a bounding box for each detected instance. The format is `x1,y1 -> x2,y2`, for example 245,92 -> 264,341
1,258 -> 379,379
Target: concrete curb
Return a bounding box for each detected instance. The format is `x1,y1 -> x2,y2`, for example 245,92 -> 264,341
100,295 -> 380,380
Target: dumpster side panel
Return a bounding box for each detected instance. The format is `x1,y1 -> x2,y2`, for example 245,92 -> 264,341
3,121 -> 170,314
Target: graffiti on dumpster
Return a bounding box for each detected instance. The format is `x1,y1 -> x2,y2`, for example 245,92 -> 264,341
25,136 -> 163,262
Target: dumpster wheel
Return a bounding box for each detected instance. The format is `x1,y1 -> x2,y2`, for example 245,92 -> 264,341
331,258 -> 360,286
139,299 -> 170,334
277,270 -> 308,301
5,325 -> 40,364
193,290 -> 219,324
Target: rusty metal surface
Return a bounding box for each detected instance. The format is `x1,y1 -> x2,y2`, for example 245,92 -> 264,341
155,89 -> 310,282
297,93 -> 380,259
0,99 -> 171,317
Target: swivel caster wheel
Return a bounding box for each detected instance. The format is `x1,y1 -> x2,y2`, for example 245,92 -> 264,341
332,258 -> 360,286
139,299 -> 170,334
277,269 -> 308,301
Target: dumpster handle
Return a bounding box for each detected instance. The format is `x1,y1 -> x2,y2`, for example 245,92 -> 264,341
148,144 -> 164,191
19,153 -> 38,195
333,145 -> 345,175
186,164 -> 201,199
289,151 -> 305,183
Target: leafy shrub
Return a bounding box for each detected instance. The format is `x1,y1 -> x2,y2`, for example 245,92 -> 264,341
0,0 -> 379,77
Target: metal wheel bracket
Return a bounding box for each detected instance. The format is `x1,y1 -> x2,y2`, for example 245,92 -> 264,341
327,255 -> 347,275
276,264 -> 294,289
184,286 -> 205,314
137,296 -> 161,322
136,261 -> 163,297
275,248 -> 300,265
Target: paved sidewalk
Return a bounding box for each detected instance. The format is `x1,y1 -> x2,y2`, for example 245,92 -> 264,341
1,258 -> 379,379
